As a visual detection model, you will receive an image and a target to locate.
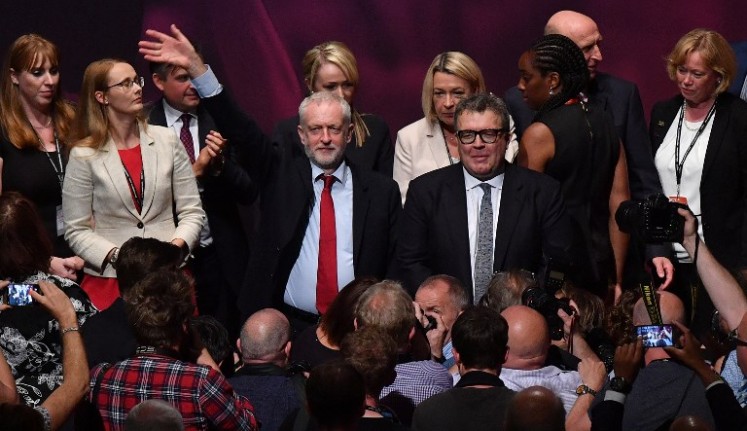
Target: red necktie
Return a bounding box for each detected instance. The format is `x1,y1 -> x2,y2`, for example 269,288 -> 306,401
316,174 -> 338,314
179,114 -> 196,163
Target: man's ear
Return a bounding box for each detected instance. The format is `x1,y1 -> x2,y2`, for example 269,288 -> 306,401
452,346 -> 461,365
503,346 -> 510,365
408,326 -> 416,342
284,340 -> 292,358
353,317 -> 359,330
152,73 -> 166,92
297,125 -> 307,146
345,122 -> 354,144
236,338 -> 241,353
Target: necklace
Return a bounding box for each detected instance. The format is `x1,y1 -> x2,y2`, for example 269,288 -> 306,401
441,125 -> 459,165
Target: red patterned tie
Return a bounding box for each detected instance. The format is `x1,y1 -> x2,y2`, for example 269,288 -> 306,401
179,114 -> 196,163
316,174 -> 338,314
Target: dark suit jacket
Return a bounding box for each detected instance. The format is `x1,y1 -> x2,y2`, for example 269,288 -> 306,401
200,91 -> 401,317
650,92 -> 747,269
273,113 -> 394,177
728,40 -> 747,99
505,72 -> 662,200
396,163 -> 574,301
148,101 -> 255,295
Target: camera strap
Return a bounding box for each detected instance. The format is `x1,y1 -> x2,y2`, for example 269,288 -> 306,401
639,282 -> 663,325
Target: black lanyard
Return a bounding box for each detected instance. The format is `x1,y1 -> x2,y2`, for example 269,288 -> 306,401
121,161 -> 144,212
38,129 -> 65,190
674,101 -> 716,196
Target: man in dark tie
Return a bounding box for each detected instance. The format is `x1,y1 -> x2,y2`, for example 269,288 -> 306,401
146,56 -> 255,337
397,93 -> 574,303
139,25 -> 400,331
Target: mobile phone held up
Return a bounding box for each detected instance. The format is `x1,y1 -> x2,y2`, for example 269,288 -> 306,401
1,284 -> 40,307
636,324 -> 675,348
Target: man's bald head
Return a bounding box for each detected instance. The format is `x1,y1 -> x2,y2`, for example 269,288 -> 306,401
238,308 -> 291,365
545,10 -> 603,79
504,386 -> 565,431
501,305 -> 550,369
633,291 -> 686,326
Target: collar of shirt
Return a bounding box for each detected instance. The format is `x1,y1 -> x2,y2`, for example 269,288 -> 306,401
462,167 -> 504,191
310,160 -> 350,187
455,370 -> 505,388
162,99 -> 196,128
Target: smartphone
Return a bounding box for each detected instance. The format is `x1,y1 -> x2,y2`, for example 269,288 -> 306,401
1,284 -> 40,307
636,324 -> 674,348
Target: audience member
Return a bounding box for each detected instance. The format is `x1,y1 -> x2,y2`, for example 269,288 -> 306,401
0,34 -> 84,280
500,305 -> 605,431
88,269 -> 257,430
273,41 -> 394,175
291,277 -> 377,368
396,92 -> 575,302
341,326 -> 407,430
0,192 -> 96,408
148,55 -> 254,337
139,25 -> 400,327
356,280 -> 452,426
230,308 -> 303,431
590,339 -> 644,431
504,386 -> 566,431
124,399 -> 184,431
412,306 -> 515,431
189,315 -> 233,375
479,269 -> 535,312
414,274 -> 469,368
63,57 -> 204,310
82,236 -> 182,366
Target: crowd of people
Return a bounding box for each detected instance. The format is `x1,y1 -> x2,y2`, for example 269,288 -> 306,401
2,7 -> 747,431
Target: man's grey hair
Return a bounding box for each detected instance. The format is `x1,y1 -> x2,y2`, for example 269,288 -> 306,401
298,91 -> 352,126
125,399 -> 184,431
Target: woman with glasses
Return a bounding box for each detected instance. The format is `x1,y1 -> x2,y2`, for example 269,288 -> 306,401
0,34 -> 84,280
516,34 -> 629,299
394,52 -> 519,205
273,41 -> 393,176
62,59 -> 204,309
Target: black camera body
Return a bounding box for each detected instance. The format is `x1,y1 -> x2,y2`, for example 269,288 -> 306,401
616,194 -> 686,244
522,287 -> 574,341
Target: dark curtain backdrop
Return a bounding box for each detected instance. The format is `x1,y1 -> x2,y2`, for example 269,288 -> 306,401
3,1 -> 746,136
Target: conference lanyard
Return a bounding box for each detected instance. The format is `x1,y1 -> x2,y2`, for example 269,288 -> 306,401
121,162 -> 144,212
674,101 -> 716,197
39,130 -> 65,190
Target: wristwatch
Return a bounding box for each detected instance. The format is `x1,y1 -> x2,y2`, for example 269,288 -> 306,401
109,247 -> 120,269
576,384 -> 598,397
610,376 -> 632,394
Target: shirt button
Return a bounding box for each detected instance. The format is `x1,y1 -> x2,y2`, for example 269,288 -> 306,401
137,222 -> 144,229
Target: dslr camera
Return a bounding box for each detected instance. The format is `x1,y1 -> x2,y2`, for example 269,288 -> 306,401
615,194 -> 687,244
521,262 -> 574,341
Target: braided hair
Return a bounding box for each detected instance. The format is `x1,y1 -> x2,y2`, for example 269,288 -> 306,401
529,34 -> 589,117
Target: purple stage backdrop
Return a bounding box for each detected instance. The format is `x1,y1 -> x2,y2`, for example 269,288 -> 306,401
3,1 -> 746,137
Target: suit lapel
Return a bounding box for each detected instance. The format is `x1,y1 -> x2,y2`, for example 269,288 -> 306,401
426,121 -> 450,168
197,105 -> 215,149
493,165 -> 521,269
352,166 -> 369,268
444,166 -> 472,281
139,125 -> 158,216
101,136 -> 140,219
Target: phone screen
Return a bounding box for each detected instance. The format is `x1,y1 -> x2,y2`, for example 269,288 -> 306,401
6,284 -> 39,307
636,324 -> 674,348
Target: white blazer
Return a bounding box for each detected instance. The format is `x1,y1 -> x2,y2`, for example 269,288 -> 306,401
393,117 -> 518,205
63,124 -> 205,277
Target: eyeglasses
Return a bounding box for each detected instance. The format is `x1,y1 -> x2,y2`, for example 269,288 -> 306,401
107,76 -> 145,90
456,128 -> 508,145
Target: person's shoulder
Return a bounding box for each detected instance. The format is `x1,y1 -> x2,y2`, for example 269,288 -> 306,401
143,123 -> 175,141
352,163 -> 398,189
69,144 -> 98,158
360,112 -> 389,129
506,163 -> 561,188
408,164 -> 461,189
397,117 -> 431,136
595,72 -> 637,91
273,114 -> 300,134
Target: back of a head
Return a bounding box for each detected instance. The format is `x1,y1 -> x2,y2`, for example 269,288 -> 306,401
0,191 -> 53,280
189,315 -> 231,365
319,276 -> 378,347
633,291 -> 685,326
452,306 -> 509,371
544,10 -> 595,37
355,280 -> 415,348
480,269 -> 537,312
529,34 -> 589,114
341,325 -> 398,397
117,237 -> 182,295
125,399 -> 184,431
124,269 -> 195,348
501,305 -> 550,368
239,308 -> 290,363
306,361 -> 365,429
505,386 -> 565,431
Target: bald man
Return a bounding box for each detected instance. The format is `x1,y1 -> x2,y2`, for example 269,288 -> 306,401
504,386 -> 565,431
504,10 -> 661,201
229,308 -> 302,431
125,399 -> 184,431
500,305 -> 605,431
608,292 -> 714,431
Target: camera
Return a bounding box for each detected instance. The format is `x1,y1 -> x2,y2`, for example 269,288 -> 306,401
616,194 -> 686,244
636,324 -> 676,348
421,314 -> 437,332
522,287 -> 575,341
1,284 -> 40,307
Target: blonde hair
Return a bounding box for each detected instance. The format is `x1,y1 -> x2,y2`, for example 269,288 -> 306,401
302,41 -> 369,148
666,28 -> 736,96
0,34 -> 74,150
72,59 -> 146,149
422,52 -> 486,123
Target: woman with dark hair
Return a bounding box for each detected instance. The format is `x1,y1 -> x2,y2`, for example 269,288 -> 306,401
0,34 -> 83,280
273,41 -> 393,176
290,277 -> 378,369
517,34 -> 630,299
0,192 -> 96,409
62,58 -> 204,309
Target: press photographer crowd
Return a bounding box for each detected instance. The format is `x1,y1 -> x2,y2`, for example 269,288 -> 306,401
4,7 -> 747,431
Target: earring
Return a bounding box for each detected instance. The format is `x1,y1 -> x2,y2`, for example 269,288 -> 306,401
549,88 -> 554,95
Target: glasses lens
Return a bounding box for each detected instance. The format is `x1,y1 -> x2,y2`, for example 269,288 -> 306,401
136,76 -> 144,88
480,130 -> 499,143
457,131 -> 476,144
